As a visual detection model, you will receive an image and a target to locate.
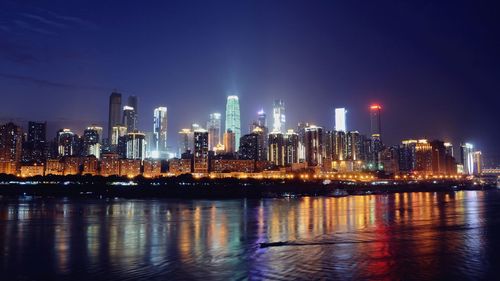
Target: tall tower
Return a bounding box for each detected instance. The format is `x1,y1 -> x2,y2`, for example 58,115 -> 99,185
193,129 -> 209,173
207,113 -> 222,150
304,125 -> 323,167
272,99 -> 286,133
460,143 -> 474,175
153,107 -> 168,159
370,104 -> 382,140
0,122 -> 22,174
225,95 -> 241,150
257,109 -> 267,127
108,92 -> 122,139
122,106 -> 136,132
128,95 -> 138,115
335,108 -> 347,132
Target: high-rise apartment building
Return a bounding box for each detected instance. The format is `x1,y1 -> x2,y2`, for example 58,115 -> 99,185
193,129 -> 209,173
304,125 -> 323,167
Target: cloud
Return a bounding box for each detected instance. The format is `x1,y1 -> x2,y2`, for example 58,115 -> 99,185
21,13 -> 69,29
0,39 -> 40,64
14,19 -> 57,35
0,72 -> 108,91
38,8 -> 99,30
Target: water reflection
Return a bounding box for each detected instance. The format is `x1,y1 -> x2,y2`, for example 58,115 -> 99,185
1,191 -> 499,280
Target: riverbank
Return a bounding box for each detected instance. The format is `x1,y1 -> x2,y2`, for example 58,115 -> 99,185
0,177 -> 494,199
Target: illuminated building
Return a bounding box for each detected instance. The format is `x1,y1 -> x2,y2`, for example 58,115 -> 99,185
100,153 -> 120,176
207,113 -> 222,150
81,156 -> 98,175
225,95 -> 241,150
127,95 -> 138,124
258,109 -> 267,127
153,106 -> 168,159
119,159 -> 141,177
272,99 -> 286,133
268,132 -> 285,166
45,159 -> 63,175
334,131 -> 346,161
57,129 -> 77,157
211,159 -> 254,173
399,139 -> 432,174
460,143 -> 474,175
122,106 -> 135,132
83,126 -> 102,159
126,131 -> 146,160
178,128 -> 193,155
223,129 -> 236,154
169,158 -> 192,175
108,92 -> 122,139
430,140 -> 447,174
285,129 -> 299,165
334,108 -> 347,132
473,151 -> 482,175
379,146 -> 399,175
111,125 -> 127,146
323,130 -> 335,170
0,122 -> 23,175
23,121 -> 46,164
62,156 -> 80,175
143,159 -> 162,178
444,142 -> 454,157
239,132 -> 260,160
304,125 -> 323,167
20,164 -> 45,177
193,129 -> 209,173
370,104 -> 383,169
296,122 -> 310,162
346,131 -> 360,161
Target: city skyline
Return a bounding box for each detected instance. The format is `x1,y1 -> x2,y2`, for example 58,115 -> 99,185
0,1 -> 498,163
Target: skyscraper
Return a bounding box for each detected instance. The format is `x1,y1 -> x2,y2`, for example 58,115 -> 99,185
370,104 -> 382,140
257,109 -> 267,127
193,129 -> 209,173
128,95 -> 138,115
122,106 -> 136,132
268,132 -> 285,166
57,129 -> 77,157
153,107 -> 168,159
335,108 -> 347,132
370,104 -> 383,169
239,132 -> 260,161
126,132 -> 146,160
304,125 -> 323,167
460,143 -> 474,175
272,99 -> 286,133
223,129 -> 236,154
25,121 -> 46,163
108,92 -> 122,139
178,128 -> 193,155
83,125 -> 103,159
207,113 -> 222,150
0,122 -> 22,174
285,129 -> 299,165
225,95 -> 241,150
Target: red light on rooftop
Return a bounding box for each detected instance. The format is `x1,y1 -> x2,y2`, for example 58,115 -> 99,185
370,104 -> 382,110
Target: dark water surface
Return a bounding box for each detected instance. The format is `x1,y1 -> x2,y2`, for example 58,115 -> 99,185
2,191 -> 500,280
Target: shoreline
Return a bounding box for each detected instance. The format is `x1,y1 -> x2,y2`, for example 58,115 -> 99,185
0,178 -> 495,199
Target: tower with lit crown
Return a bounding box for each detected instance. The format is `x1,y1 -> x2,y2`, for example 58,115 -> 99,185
225,95 -> 241,150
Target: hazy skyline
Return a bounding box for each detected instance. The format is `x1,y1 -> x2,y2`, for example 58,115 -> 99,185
1,0 -> 499,162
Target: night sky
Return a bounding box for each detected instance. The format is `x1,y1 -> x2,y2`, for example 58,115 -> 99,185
1,0 -> 499,163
